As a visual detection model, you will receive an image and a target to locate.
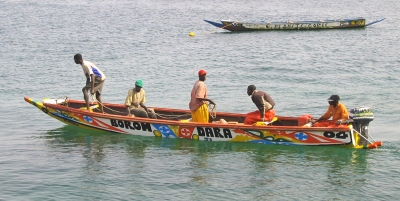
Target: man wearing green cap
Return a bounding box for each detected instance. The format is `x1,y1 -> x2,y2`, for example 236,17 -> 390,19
124,79 -> 156,118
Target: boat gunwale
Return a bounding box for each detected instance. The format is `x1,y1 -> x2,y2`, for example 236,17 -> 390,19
220,18 -> 366,24
36,97 -> 352,132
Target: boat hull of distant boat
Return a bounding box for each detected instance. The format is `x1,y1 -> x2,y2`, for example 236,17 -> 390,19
204,18 -> 385,31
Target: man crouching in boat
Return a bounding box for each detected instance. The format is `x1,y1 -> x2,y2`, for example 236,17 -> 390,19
125,79 -> 156,119
74,53 -> 106,113
312,95 -> 349,127
244,85 -> 276,125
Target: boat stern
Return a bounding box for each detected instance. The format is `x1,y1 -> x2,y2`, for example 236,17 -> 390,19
349,107 -> 383,149
204,19 -> 224,28
350,129 -> 378,149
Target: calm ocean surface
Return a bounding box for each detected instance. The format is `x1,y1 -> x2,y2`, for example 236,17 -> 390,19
1,0 -> 400,200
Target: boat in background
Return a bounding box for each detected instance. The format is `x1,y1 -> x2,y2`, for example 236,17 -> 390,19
204,17 -> 385,31
24,96 -> 382,149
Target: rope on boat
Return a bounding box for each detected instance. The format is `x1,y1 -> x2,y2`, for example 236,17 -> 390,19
208,102 -> 217,119
367,132 -> 377,142
352,128 -> 375,145
61,96 -> 69,102
155,113 -> 191,119
91,95 -> 124,114
54,96 -> 70,106
48,94 -> 214,119
91,95 -> 217,119
155,102 -> 217,120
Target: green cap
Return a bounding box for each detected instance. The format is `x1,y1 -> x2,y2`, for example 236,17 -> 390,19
135,79 -> 143,88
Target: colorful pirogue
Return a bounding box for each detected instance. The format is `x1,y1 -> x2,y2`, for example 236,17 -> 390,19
204,17 -> 385,31
24,96 -> 382,149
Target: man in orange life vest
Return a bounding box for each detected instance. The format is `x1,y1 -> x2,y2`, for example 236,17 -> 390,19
244,85 -> 276,125
312,95 -> 349,127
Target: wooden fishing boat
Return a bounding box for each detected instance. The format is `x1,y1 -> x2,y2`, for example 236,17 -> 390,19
204,17 -> 385,31
24,96 -> 382,149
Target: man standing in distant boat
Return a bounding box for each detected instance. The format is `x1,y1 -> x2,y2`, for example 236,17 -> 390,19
125,79 -> 156,118
244,85 -> 276,125
74,53 -> 106,113
189,69 -> 215,123
312,95 -> 349,127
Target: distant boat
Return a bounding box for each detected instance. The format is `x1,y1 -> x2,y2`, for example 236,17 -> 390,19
204,17 -> 385,31
25,96 -> 382,149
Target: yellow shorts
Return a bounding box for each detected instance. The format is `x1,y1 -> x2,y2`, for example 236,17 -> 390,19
191,104 -> 209,123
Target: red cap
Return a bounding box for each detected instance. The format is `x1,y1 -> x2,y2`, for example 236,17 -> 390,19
198,69 -> 207,75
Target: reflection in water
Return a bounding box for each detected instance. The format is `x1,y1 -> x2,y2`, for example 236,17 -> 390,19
41,125 -> 371,199
237,146 -> 369,199
43,126 -> 110,175
325,149 -> 368,189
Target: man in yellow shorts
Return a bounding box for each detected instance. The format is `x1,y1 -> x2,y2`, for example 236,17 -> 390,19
189,69 -> 215,123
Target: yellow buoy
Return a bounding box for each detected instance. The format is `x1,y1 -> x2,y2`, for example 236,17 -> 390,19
189,32 -> 195,37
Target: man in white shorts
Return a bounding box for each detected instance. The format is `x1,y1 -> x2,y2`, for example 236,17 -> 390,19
74,53 -> 106,113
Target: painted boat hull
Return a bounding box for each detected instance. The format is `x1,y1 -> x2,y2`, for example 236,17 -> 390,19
24,97 -> 381,149
204,18 -> 385,31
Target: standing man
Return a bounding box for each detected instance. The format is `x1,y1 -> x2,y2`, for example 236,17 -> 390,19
313,95 -> 349,127
74,53 -> 106,113
189,69 -> 215,123
244,85 -> 276,125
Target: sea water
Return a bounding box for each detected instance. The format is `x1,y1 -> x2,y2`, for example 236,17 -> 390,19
1,0 -> 399,200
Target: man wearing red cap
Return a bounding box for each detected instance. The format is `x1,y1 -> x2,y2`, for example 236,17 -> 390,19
189,69 -> 215,123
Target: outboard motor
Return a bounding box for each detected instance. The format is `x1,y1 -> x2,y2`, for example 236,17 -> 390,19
349,107 -> 374,145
